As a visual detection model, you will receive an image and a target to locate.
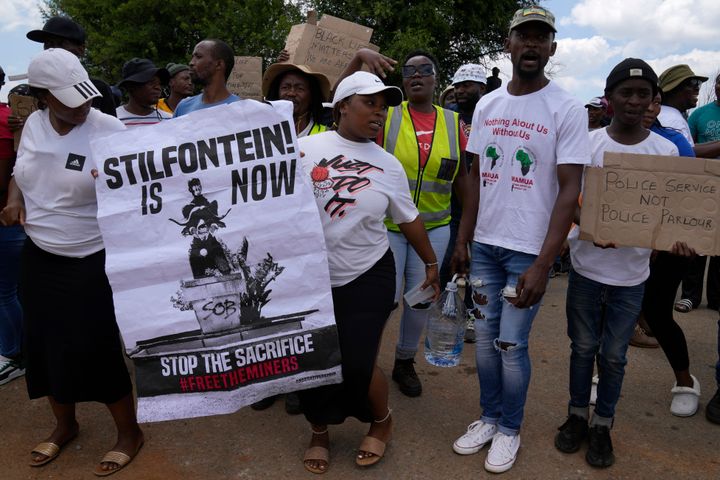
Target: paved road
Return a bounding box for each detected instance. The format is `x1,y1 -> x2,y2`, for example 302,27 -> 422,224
1,275 -> 719,479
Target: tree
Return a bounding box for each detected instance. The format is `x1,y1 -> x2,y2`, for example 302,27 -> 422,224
42,0 -> 303,83
301,0 -> 534,86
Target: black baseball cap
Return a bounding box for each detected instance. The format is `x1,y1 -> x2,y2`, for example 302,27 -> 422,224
605,58 -> 658,96
27,16 -> 86,44
117,58 -> 170,88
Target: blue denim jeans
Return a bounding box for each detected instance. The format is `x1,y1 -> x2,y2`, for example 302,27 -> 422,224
0,225 -> 25,358
468,242 -> 541,435
388,225 -> 450,360
566,270 -> 644,420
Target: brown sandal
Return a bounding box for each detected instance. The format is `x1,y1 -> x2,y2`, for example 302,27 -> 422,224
356,409 -> 392,467
303,428 -> 329,474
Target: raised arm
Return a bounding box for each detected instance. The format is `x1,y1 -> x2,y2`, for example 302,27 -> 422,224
334,48 -> 398,90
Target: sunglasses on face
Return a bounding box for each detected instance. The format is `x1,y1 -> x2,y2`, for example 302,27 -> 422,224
683,78 -> 703,89
402,63 -> 435,78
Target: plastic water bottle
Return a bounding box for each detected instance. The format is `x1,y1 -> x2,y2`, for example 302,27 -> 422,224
424,276 -> 467,367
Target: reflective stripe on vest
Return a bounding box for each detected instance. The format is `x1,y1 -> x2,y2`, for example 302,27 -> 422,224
382,101 -> 461,231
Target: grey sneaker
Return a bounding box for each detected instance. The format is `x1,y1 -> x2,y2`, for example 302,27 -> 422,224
0,355 -> 25,386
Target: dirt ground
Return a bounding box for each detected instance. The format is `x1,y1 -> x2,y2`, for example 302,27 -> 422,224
1,274 -> 719,479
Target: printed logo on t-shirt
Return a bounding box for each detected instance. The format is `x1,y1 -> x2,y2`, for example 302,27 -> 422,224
310,154 -> 384,219
460,118 -> 472,139
704,119 -> 720,141
510,146 -> 536,191
481,143 -> 503,187
65,153 -> 86,171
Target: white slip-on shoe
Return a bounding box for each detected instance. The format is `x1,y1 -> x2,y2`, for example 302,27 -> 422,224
453,420 -> 498,455
485,432 -> 520,473
670,375 -> 701,417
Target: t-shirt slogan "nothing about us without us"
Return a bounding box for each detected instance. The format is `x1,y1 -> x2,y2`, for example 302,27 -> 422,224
467,81 -> 591,255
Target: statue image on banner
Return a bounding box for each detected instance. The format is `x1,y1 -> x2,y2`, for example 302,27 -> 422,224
127,177 -> 314,358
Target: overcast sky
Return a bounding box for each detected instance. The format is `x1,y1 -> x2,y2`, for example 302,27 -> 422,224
1,0 -> 718,104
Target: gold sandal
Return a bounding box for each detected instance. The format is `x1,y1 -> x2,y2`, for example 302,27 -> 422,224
93,440 -> 144,477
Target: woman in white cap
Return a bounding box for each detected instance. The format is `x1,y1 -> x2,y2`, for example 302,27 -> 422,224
0,48 -> 144,477
297,71 -> 440,473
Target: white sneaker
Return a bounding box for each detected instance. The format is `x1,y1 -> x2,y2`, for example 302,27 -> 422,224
452,420 -> 497,455
590,375 -> 599,406
670,375 -> 701,417
484,432 -> 520,473
0,355 -> 25,386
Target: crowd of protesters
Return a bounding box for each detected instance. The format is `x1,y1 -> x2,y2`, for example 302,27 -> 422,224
0,5 -> 719,476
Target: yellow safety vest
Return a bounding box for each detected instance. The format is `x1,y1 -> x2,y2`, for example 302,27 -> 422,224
156,98 -> 173,114
309,122 -> 327,135
383,101 -> 461,231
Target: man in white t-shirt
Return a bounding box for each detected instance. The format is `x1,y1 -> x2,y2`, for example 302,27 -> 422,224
657,64 -> 708,147
450,6 -> 590,473
116,58 -> 172,127
554,58 -> 679,469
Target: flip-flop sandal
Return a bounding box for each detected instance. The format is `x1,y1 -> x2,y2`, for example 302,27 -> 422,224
303,446 -> 329,474
29,432 -> 79,467
93,441 -> 144,477
674,299 -> 694,313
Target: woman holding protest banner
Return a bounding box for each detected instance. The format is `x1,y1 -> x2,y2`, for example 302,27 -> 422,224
0,49 -> 143,477
297,71 -> 440,473
251,61 -> 334,415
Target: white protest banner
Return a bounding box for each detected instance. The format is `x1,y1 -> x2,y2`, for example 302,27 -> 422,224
91,100 -> 341,422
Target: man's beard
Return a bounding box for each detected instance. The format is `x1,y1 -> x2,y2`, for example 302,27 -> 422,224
457,92 -> 480,112
191,73 -> 207,87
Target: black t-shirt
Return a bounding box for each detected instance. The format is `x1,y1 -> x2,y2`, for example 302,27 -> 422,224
90,78 -> 117,117
486,76 -> 502,93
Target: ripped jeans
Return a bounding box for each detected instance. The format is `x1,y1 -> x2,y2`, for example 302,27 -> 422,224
469,242 -> 542,435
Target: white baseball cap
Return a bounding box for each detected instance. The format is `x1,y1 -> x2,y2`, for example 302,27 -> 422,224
324,71 -> 403,108
452,64 -> 487,86
27,48 -> 101,108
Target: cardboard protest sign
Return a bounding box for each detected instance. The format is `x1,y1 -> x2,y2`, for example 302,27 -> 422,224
227,56 -> 263,100
8,93 -> 38,151
579,152 -> 720,255
91,100 -> 341,422
283,13 -> 379,87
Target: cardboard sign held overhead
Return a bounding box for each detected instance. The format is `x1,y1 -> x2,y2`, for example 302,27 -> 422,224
8,93 -> 38,151
227,56 -> 263,100
579,152 -> 720,255
283,13 -> 379,87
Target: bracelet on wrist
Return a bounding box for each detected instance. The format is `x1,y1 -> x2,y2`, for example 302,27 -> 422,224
425,262 -> 438,268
